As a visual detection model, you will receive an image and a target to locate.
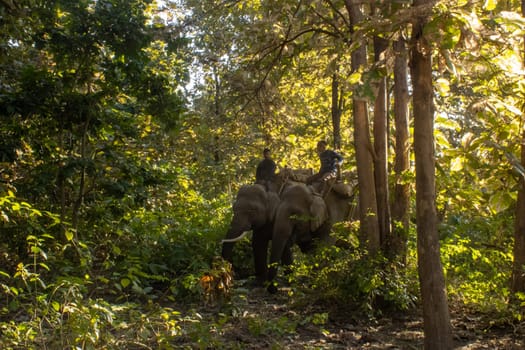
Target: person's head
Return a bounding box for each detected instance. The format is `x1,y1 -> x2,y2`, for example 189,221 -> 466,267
316,140 -> 327,153
263,148 -> 271,159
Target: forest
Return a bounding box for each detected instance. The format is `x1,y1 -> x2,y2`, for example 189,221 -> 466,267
0,0 -> 524,349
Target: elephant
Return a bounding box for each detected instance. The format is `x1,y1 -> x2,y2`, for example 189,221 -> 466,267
221,183 -> 281,284
220,172 -> 356,291
266,182 -> 355,293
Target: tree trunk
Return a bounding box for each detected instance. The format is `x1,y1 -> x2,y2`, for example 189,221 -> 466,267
513,134 -> 525,295
373,35 -> 391,250
410,0 -> 453,348
331,71 -> 343,150
72,118 -> 88,233
345,0 -> 381,252
213,66 -> 221,163
391,36 -> 411,262
511,0 -> 525,297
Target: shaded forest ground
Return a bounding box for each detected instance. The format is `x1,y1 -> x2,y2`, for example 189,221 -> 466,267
175,280 -> 525,349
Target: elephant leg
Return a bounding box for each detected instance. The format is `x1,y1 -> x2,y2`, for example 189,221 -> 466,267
267,228 -> 292,294
297,240 -> 314,253
281,239 -> 294,275
314,219 -> 333,243
252,228 -> 269,285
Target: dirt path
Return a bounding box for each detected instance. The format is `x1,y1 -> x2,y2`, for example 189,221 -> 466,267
180,281 -> 524,349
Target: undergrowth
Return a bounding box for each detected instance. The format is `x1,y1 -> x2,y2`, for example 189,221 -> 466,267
1,188 -> 523,349
286,222 -> 419,318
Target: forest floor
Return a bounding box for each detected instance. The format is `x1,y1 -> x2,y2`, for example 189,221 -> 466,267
175,279 -> 525,349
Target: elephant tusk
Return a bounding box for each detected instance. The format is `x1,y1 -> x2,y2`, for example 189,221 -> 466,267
221,231 -> 251,243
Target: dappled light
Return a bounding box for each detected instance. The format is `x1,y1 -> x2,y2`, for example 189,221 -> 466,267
1,0 -> 525,348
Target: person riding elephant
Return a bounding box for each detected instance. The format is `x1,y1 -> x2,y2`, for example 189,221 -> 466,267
221,183 -> 282,284
266,182 -> 354,293
255,148 -> 277,192
307,140 -> 343,197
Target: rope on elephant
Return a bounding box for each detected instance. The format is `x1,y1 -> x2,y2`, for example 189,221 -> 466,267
324,179 -> 336,199
277,170 -> 291,196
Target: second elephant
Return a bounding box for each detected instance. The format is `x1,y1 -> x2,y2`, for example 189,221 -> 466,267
266,182 -> 354,293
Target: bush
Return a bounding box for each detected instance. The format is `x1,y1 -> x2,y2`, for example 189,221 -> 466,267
440,212 -> 514,313
287,225 -> 419,317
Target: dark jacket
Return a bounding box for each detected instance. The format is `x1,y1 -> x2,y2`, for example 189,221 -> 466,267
318,150 -> 343,175
256,158 -> 276,182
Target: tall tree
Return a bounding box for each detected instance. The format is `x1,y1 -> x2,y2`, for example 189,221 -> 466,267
391,34 -> 411,262
511,0 -> 525,298
410,0 -> 453,347
345,0 -> 381,253
373,33 -> 391,250
331,69 -> 343,150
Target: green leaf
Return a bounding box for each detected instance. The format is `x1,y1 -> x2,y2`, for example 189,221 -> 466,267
436,78 -> 450,97
450,158 -> 463,172
348,71 -> 361,84
51,301 -> 60,312
286,134 -> 298,145
483,0 -> 496,11
65,230 -> 74,241
121,278 -> 131,288
488,192 -> 513,213
443,22 -> 461,49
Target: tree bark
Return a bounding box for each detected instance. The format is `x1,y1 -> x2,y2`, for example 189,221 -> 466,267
213,66 -> 221,163
513,134 -> 525,295
331,71 -> 343,150
373,35 -> 391,250
391,36 -> 411,262
345,0 -> 381,253
410,0 -> 453,348
511,0 -> 525,297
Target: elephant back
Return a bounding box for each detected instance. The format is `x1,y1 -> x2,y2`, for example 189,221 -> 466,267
280,183 -> 314,208
233,184 -> 268,212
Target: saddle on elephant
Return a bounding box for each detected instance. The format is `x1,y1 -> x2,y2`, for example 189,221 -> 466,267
277,167 -> 356,199
276,167 -> 313,183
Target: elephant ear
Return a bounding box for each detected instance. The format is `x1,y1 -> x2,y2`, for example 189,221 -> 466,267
309,195 -> 328,232
266,192 -> 280,222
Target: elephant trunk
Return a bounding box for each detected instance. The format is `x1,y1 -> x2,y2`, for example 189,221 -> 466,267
221,242 -> 235,262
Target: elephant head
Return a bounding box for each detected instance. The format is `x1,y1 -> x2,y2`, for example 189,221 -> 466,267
266,183 -> 355,293
221,184 -> 280,283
